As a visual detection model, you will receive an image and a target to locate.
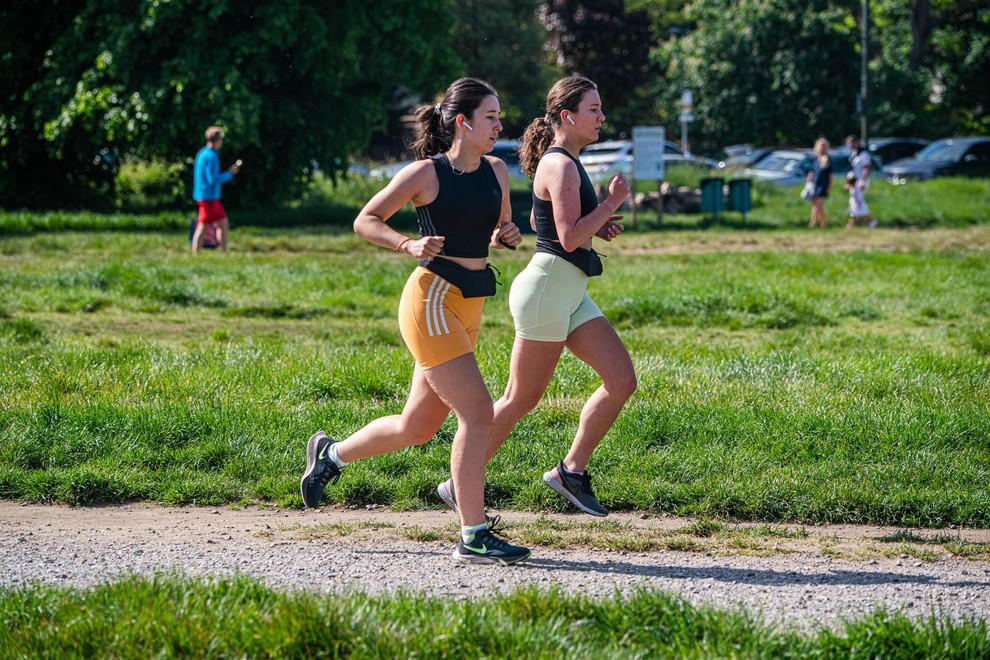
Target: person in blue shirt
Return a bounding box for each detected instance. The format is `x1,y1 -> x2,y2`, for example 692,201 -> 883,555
192,126 -> 240,253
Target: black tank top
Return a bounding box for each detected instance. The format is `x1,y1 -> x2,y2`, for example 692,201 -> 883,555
415,153 -> 502,259
532,146 -> 604,277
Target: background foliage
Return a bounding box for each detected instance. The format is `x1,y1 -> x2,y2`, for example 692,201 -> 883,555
0,0 -> 459,209
1,0 -> 987,210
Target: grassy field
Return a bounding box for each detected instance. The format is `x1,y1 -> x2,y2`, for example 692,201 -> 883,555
1,575 -> 987,658
2,185 -> 988,655
1,204 -> 988,527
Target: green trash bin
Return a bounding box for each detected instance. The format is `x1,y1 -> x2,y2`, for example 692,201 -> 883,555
727,178 -> 752,221
699,177 -> 724,221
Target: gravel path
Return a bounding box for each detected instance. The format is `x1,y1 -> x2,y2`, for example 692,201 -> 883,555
2,502 -> 988,632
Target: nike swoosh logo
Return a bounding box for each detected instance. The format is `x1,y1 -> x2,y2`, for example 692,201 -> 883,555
318,444 -> 330,460
466,544 -> 489,554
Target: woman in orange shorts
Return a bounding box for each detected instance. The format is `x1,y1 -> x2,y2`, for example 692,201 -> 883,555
299,78 -> 530,565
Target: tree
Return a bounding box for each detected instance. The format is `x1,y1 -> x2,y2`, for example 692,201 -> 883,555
659,0 -> 859,148
872,0 -> 989,136
0,0 -> 459,209
541,0 -> 658,137
450,0 -> 557,135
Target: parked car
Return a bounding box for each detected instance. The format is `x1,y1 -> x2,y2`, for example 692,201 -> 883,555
369,159 -> 413,179
489,139 -> 525,181
866,137 -> 930,167
368,139 -> 527,181
579,139 -> 717,180
745,148 -> 883,186
743,149 -> 810,185
718,144 -> 777,169
883,136 -> 990,184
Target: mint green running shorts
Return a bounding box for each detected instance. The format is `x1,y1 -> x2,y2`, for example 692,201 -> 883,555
508,252 -> 604,342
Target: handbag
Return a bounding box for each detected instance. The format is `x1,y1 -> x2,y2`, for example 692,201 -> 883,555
800,181 -> 815,202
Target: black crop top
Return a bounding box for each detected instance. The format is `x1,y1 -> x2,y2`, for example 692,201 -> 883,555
414,153 -> 502,259
532,146 -> 605,277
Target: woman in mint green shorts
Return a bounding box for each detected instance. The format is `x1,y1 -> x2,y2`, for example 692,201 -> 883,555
436,76 -> 635,518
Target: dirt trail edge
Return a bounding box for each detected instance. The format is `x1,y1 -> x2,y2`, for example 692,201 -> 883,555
2,502 -> 988,632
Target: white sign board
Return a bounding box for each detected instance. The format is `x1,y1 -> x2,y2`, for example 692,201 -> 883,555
632,126 -> 666,181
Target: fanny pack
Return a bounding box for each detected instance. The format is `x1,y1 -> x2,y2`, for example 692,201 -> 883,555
421,258 -> 498,298
535,239 -> 605,277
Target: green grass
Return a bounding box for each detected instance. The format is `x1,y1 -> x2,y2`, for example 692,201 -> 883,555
0,575 -> 987,658
629,176 -> 990,229
1,205 -> 990,526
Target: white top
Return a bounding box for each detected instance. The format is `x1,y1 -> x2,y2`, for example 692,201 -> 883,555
851,151 -> 871,183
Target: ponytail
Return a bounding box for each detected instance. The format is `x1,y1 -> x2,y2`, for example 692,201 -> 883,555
519,117 -> 555,178
409,78 -> 498,160
411,102 -> 451,160
519,76 -> 598,178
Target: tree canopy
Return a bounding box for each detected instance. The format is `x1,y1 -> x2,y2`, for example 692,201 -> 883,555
1,0 -> 986,210
1,0 -> 459,209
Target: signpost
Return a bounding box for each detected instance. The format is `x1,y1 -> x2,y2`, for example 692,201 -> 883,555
631,126 -> 666,226
679,89 -> 694,153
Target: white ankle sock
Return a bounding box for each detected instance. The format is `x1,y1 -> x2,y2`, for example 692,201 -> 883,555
560,463 -> 585,477
327,444 -> 347,468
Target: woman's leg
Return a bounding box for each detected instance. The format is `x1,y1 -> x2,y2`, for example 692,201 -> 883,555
422,353 -> 495,528
561,317 -> 637,472
487,337 -> 566,462
335,363 -> 451,463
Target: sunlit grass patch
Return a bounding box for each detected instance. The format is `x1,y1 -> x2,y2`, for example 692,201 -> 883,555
2,575 -> 988,656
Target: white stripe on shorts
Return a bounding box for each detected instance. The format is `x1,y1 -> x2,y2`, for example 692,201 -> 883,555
425,274 -> 451,337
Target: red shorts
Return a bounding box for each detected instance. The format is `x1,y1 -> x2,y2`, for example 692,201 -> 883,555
197,200 -> 227,224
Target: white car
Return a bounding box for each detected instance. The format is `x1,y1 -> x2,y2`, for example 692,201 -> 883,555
369,139 -> 527,181
368,159 -> 414,179
579,139 -> 716,180
744,149 -> 885,186
743,149 -> 811,185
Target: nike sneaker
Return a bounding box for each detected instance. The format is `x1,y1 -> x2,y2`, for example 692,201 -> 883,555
300,430 -> 341,508
452,527 -> 531,565
543,460 -> 608,517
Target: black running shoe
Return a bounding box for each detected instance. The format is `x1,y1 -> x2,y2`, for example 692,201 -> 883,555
300,430 -> 341,508
453,528 -> 531,565
543,460 -> 609,517
436,479 -> 501,530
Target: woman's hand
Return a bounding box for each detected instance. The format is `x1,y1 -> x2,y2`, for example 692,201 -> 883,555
595,216 -> 625,241
606,172 -> 630,210
402,236 -> 445,261
492,221 -> 521,250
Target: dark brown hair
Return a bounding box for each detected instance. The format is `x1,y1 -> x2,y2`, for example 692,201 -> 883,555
410,78 -> 498,160
519,76 -> 598,177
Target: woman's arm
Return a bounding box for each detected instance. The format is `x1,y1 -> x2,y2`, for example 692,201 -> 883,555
485,156 -> 521,250
542,155 -> 626,252
353,161 -> 445,260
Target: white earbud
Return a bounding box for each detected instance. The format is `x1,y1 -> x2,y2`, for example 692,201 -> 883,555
566,115 -> 576,125
463,121 -> 474,131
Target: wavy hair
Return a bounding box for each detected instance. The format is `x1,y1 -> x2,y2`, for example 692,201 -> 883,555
815,137 -> 831,168
410,78 -> 498,160
519,76 -> 598,177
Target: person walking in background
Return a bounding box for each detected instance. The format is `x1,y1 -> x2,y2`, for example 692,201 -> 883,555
845,134 -> 876,228
807,137 -> 833,228
192,126 -> 240,253
299,78 -> 530,565
436,76 -> 635,519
